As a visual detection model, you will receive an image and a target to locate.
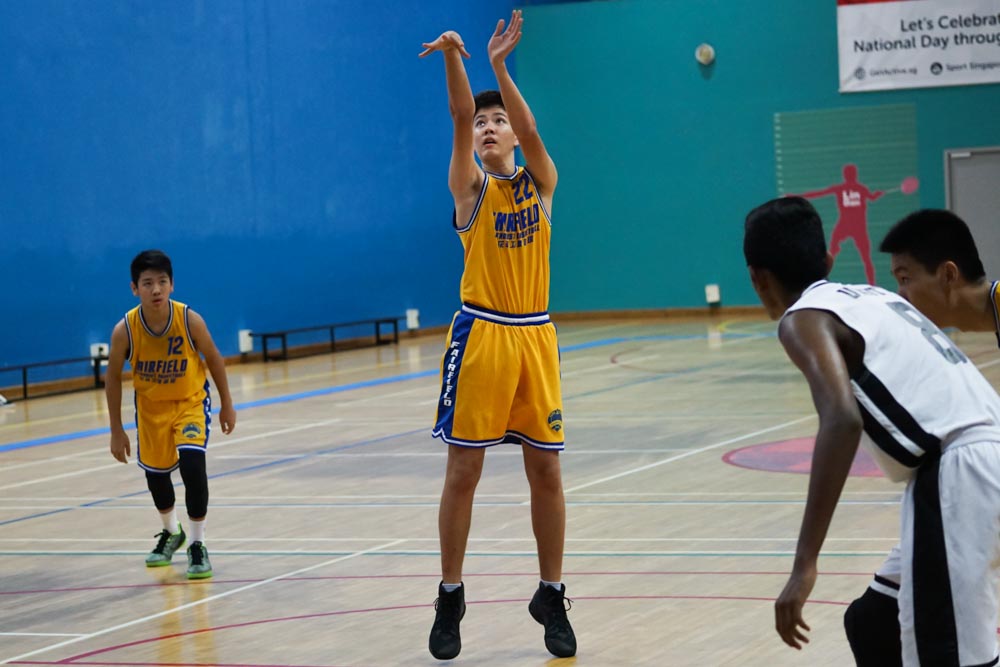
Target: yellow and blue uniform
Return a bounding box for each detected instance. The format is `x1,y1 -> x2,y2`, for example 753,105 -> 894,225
433,166 -> 565,450
125,300 -> 211,472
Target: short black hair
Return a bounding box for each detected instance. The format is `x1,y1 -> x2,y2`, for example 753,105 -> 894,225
474,90 -> 504,114
130,249 -> 173,284
744,197 -> 829,292
879,209 -> 985,281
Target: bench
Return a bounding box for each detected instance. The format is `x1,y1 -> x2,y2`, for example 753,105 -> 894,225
249,316 -> 405,362
0,354 -> 108,402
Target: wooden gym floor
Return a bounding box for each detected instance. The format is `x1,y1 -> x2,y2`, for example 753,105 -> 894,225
1,316 -> 998,667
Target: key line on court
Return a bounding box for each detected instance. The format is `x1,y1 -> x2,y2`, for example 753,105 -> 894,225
0,633 -> 85,637
0,424 -> 417,527
562,415 -> 814,495
0,538 -> 407,666
0,498 -> 899,511
0,419 -> 343,493
0,536 -> 899,543
0,490 -> 902,501
0,548 -> 888,558
0,330 -> 774,453
0,345 -> 799,525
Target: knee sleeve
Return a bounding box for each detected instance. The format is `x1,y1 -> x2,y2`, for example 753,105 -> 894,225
178,449 -> 209,519
844,587 -> 903,667
145,470 -> 175,511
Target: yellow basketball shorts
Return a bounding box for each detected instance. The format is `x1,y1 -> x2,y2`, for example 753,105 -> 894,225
135,380 -> 212,472
432,304 -> 564,450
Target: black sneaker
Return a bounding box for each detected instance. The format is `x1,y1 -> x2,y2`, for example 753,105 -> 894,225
429,582 -> 466,660
145,525 -> 185,567
529,582 -> 577,658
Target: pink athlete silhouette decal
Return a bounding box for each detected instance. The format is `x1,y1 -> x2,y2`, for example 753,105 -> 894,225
788,166 -> 919,285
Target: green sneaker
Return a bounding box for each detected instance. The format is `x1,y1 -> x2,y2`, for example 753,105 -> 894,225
145,526 -> 186,567
186,541 -> 213,579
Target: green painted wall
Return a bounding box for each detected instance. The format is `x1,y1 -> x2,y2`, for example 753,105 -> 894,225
516,0 -> 1000,309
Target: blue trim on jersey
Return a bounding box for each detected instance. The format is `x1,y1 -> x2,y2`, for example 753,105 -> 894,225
184,305 -> 198,353
124,316 -> 134,364
202,379 -> 211,446
432,428 -> 564,451
461,303 -> 550,326
483,166 -> 519,180
521,168 -> 552,226
133,391 -> 140,467
456,174 -> 490,233
433,312 -> 473,441
138,301 -> 173,337
137,460 -> 181,474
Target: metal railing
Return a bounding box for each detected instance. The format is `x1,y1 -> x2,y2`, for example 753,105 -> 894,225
0,355 -> 108,402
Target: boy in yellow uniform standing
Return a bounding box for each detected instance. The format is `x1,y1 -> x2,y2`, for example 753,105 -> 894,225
105,250 -> 236,579
420,10 -> 575,660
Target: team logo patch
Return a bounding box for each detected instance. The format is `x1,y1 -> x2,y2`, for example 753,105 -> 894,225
547,409 -> 563,433
182,423 -> 202,439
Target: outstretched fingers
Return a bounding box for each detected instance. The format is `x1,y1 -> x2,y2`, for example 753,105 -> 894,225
418,32 -> 471,58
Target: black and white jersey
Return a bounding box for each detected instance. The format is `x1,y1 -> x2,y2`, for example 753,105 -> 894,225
784,280 -> 1000,482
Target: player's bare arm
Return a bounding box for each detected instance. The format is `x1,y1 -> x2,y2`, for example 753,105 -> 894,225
420,30 -> 483,213
774,310 -> 864,650
188,310 -> 236,434
488,10 -> 557,200
105,320 -> 131,463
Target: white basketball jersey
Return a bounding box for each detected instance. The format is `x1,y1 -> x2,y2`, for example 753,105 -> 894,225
785,280 -> 1000,482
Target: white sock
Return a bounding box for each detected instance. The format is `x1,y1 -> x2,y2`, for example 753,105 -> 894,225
159,509 -> 179,533
189,518 -> 206,544
541,579 -> 563,591
442,582 -> 462,593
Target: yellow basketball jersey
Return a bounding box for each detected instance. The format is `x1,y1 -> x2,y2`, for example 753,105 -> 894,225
125,300 -> 207,402
457,167 -> 552,315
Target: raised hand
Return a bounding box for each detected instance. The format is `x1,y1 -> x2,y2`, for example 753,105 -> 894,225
419,30 -> 471,58
488,9 -> 523,65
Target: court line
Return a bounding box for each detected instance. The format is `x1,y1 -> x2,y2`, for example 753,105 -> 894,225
33,592 -> 842,667
17,598 -> 869,667
0,569 -> 880,598
0,498 -> 898,510
0,549 -> 888,557
0,569 -> 883,599
0,420 -> 342,492
0,331 -> 772,454
0,634 -> 85,638
0,491 -> 903,500
0,349 -> 795,525
0,427 -> 423,528
0,536 -> 898,544
563,416 -> 814,494
0,447 -> 104,473
208,448 -> 702,458
0,539 -> 407,666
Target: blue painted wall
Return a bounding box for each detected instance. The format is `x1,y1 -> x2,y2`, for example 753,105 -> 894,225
516,0 -> 1000,312
3,0 -> 999,369
0,1 -> 518,368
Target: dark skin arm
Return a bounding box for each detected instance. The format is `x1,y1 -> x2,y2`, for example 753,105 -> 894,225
774,309 -> 865,650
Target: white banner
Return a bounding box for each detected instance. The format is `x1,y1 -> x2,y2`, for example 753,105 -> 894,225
838,0 -> 1000,92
